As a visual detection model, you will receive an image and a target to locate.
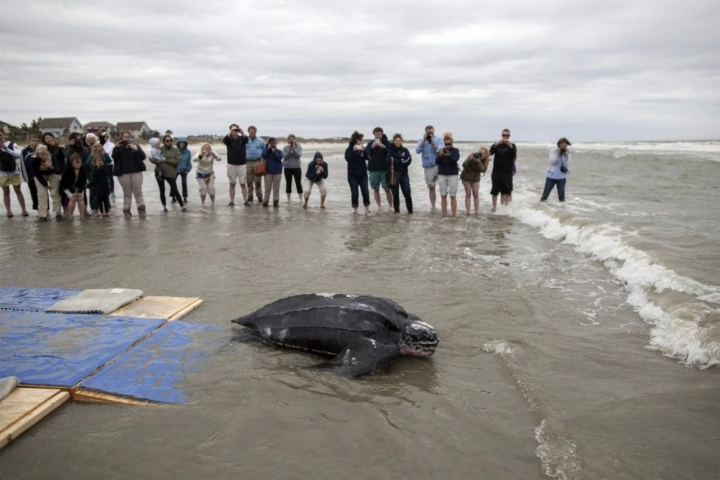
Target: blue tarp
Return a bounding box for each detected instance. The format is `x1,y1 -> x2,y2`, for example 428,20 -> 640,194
0,311 -> 165,387
0,287 -> 82,312
81,322 -> 227,403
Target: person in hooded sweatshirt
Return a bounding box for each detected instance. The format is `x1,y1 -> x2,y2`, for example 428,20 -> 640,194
176,137 -> 192,204
63,132 -> 89,216
303,151 -> 328,210
365,126 -> 393,213
261,137 -> 284,207
386,134 -> 413,214
153,135 -> 186,212
345,131 -> 371,216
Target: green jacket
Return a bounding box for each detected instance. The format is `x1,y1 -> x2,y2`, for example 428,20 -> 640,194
460,155 -> 489,183
159,145 -> 181,178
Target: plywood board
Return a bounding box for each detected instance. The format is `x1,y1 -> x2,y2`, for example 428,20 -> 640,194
110,296 -> 203,321
71,389 -> 153,406
0,388 -> 69,449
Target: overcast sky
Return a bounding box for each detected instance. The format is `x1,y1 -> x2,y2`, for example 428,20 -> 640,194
2,0 -> 718,141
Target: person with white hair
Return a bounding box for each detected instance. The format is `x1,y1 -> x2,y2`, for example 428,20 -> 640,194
0,131 -> 28,218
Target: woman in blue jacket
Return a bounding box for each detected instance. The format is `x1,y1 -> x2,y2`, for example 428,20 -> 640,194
386,134 -> 413,214
261,137 -> 284,207
176,137 -> 192,204
344,131 -> 371,216
435,132 -> 461,217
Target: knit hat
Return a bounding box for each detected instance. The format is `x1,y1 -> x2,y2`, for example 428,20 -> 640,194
314,151 -> 323,160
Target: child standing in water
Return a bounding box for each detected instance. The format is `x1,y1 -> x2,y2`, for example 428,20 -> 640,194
89,148 -> 112,217
60,153 -> 87,219
149,137 -> 165,176
192,143 -> 222,206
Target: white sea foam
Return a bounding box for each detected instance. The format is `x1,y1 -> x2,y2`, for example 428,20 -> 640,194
534,420 -> 582,480
510,192 -> 720,368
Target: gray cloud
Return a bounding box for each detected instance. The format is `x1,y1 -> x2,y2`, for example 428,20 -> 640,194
2,0 -> 718,140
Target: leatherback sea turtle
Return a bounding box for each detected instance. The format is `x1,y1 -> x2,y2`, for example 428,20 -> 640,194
231,294 -> 439,377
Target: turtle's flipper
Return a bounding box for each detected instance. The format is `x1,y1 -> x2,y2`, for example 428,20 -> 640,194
314,338 -> 400,377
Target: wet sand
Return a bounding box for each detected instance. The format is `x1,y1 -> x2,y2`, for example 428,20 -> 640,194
0,143 -> 718,479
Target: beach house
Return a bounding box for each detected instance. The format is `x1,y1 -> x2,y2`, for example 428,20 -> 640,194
116,122 -> 153,139
39,117 -> 83,138
84,121 -> 118,136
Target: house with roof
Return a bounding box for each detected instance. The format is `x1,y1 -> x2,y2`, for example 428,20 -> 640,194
0,121 -> 16,135
84,121 -> 118,136
39,117 -> 83,138
116,122 -> 153,139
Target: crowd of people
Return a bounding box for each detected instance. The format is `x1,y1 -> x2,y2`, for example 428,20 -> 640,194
0,125 -> 572,220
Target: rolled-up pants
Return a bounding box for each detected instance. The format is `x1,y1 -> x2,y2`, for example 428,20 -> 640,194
35,175 -> 61,218
263,173 -> 282,204
117,172 -> 145,212
246,160 -> 263,200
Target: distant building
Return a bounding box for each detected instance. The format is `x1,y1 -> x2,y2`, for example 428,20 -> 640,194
39,117 -> 83,138
0,121 -> 14,135
116,122 -> 153,139
84,121 -> 118,136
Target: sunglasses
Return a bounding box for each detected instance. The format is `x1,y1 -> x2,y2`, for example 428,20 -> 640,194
502,134 -> 510,137
444,143 -> 453,146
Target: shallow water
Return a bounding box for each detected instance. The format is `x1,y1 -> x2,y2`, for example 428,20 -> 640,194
0,141 -> 718,479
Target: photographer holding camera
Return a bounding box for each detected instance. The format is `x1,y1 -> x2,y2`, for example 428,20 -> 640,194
223,124 -> 249,207
112,130 -> 147,219
415,125 -> 444,211
489,128 -> 517,212
540,137 -> 571,203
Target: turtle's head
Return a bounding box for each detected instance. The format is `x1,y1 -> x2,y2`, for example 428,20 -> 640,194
399,315 -> 439,357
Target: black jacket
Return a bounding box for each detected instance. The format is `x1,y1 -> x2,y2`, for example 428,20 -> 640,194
490,142 -> 517,175
21,147 -> 35,178
305,161 -> 329,182
44,143 -> 66,171
223,134 -> 249,165
32,155 -> 62,187
89,164 -> 111,197
345,142 -> 368,176
112,144 -> 147,176
60,166 -> 87,194
386,145 -> 412,174
365,135 -> 390,171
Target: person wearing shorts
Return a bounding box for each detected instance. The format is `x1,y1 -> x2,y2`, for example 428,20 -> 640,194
415,125 -> 444,210
223,124 -> 249,207
0,132 -> 28,218
365,126 -> 392,213
435,132 -> 460,217
489,128 -> 517,212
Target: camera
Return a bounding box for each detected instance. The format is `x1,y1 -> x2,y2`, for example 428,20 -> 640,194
560,166 -> 568,173
472,152 -> 480,159
426,134 -> 432,142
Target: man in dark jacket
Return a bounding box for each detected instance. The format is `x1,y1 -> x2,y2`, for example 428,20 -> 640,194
21,135 -> 39,210
489,128 -> 517,212
365,127 -> 393,213
223,124 -> 250,207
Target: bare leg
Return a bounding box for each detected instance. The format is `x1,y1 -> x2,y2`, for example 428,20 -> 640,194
492,195 -> 498,212
240,184 -> 248,203
463,182 -> 471,214
373,188 -> 382,211
440,195 -> 448,217
68,197 -> 77,217
78,198 -> 86,217
450,196 -> 457,216
429,187 -> 436,210
13,186 -> 27,215
210,194 -> 215,205
297,194 -> 303,203
501,194 -> 511,206
472,183 -> 480,213
229,183 -> 236,205
384,189 -> 392,209
201,194 -> 206,205
320,194 -> 326,208
2,186 -> 11,215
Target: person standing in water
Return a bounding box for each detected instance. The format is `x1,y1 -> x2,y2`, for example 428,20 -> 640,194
245,126 -> 265,203
223,124 -> 250,207
489,128 -> 517,212
541,138 -> 571,203
415,125 -> 444,211
345,131 -> 371,216
261,137 -> 283,208
21,135 -> 39,211
176,137 -> 192,204
435,132 -> 460,217
460,147 -> 490,214
193,143 -> 222,206
365,127 -> 392,213
386,134 -> 413,214
282,134 -> 303,203
303,151 -> 328,210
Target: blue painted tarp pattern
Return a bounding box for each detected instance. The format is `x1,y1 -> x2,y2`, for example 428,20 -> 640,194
81,321 -> 227,403
0,288 -> 82,312
0,311 -> 165,387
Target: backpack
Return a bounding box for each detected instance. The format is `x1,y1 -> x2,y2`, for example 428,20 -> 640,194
0,143 -> 17,172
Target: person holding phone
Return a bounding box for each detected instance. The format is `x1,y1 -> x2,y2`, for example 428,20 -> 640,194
435,132 -> 461,217
415,125 -> 444,211
345,131 -> 371,216
365,127 -> 392,213
245,126 -> 265,203
282,134 -> 303,203
489,128 -> 517,212
112,130 -> 147,219
460,147 -> 490,214
261,137 -> 284,207
541,138 -> 571,203
223,124 -> 249,207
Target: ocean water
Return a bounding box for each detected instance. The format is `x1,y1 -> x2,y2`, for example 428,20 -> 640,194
0,140 -> 718,479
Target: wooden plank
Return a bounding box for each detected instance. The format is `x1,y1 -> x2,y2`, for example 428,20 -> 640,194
0,389 -> 69,449
109,296 -> 203,321
72,389 -> 153,406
